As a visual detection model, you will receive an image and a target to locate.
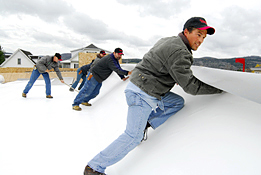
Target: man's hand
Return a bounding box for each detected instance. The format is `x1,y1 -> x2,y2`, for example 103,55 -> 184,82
122,77 -> 129,81
61,80 -> 65,83
128,70 -> 133,75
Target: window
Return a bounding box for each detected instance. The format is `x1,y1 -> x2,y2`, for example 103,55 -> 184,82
74,64 -> 79,68
63,63 -> 70,68
17,58 -> 21,65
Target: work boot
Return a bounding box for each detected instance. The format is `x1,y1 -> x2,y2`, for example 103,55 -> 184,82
22,93 -> 26,98
84,165 -> 106,175
73,106 -> 82,111
46,95 -> 53,98
81,102 -> 92,106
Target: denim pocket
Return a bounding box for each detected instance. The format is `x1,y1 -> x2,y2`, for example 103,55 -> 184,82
125,91 -> 142,107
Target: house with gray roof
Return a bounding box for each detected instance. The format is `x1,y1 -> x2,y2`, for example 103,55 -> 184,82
60,44 -> 112,68
0,49 -> 39,68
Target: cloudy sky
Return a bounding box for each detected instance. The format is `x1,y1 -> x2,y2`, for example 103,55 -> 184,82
0,0 -> 261,58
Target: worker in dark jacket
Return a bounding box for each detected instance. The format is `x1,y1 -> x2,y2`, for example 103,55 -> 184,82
84,17 -> 223,175
69,51 -> 106,91
72,48 -> 132,111
22,53 -> 64,98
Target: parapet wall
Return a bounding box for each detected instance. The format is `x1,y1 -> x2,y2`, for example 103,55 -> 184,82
0,67 -> 76,73
0,67 -> 77,83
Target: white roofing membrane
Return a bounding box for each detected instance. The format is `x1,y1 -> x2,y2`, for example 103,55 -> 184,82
0,64 -> 261,175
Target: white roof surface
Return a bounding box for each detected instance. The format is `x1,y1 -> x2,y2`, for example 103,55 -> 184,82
1,64 -> 261,175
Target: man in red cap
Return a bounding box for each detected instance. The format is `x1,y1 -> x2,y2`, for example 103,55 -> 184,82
72,48 -> 132,111
22,53 -> 64,98
84,17 -> 222,175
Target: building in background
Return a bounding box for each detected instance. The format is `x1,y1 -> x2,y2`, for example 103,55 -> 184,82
250,64 -> 261,74
60,44 -> 111,68
0,49 -> 38,68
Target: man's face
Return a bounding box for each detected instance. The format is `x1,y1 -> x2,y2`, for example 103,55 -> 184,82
184,28 -> 207,51
114,53 -> 123,60
53,56 -> 59,62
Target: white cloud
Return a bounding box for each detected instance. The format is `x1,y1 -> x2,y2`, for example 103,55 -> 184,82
0,0 -> 261,58
0,0 -> 72,22
116,0 -> 190,18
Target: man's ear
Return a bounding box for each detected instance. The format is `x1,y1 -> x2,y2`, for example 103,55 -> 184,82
183,28 -> 189,37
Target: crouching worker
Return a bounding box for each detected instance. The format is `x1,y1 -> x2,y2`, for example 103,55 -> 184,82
84,17 -> 223,175
72,48 -> 132,111
22,53 -> 64,98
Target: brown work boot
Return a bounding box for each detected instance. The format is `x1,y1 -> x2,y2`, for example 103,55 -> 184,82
46,95 -> 53,98
22,93 -> 26,98
81,102 -> 92,106
73,105 -> 82,111
84,165 -> 106,175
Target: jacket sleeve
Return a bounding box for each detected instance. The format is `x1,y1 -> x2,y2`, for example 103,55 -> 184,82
168,49 -> 222,95
117,73 -> 125,79
54,66 -> 63,80
36,57 -> 48,73
108,58 -> 128,78
81,63 -> 92,75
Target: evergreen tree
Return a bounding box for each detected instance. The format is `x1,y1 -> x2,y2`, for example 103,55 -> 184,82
0,45 -> 5,65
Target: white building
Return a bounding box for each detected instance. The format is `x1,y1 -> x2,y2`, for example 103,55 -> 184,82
60,44 -> 111,68
0,49 -> 38,68
250,67 -> 261,74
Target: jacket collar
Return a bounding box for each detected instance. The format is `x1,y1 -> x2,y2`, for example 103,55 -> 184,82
178,32 -> 192,54
110,53 -> 115,59
110,53 -> 118,61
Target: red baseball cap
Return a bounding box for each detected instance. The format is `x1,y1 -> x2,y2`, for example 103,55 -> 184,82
183,17 -> 215,35
114,48 -> 124,55
100,50 -> 106,55
55,53 -> 62,61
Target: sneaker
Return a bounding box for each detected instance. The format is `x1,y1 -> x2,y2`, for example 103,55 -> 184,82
81,102 -> 92,106
73,106 -> 82,111
69,88 -> 74,92
142,122 -> 151,142
84,165 -> 106,175
46,95 -> 53,98
22,93 -> 26,98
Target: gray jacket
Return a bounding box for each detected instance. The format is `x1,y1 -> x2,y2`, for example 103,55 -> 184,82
35,56 -> 63,80
130,33 -> 222,100
90,57 -> 102,69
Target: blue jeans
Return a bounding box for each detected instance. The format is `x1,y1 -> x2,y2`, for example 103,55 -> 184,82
23,69 -> 51,95
72,75 -> 102,106
88,83 -> 184,173
71,68 -> 86,90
